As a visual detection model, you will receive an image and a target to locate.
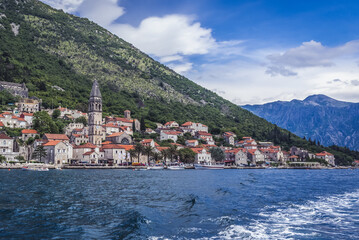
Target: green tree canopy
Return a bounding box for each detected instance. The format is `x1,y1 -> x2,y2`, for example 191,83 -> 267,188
33,111 -> 59,134
178,148 -> 196,164
210,147 -> 225,162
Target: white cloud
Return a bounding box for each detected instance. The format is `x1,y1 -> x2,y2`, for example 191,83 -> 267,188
111,15 -> 215,57
41,0 -> 84,13
266,40 -> 359,76
168,62 -> 193,74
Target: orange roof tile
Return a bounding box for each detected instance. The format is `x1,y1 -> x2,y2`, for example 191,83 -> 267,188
21,129 -> 37,134
44,134 -> 69,141
43,140 -> 62,146
74,142 -> 97,149
107,132 -> 124,138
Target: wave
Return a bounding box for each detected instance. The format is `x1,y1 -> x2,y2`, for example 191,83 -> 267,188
214,190 -> 359,240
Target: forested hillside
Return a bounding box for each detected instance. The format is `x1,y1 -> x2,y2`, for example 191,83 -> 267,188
0,0 -> 358,164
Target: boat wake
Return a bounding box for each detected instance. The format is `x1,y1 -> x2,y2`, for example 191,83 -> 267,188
214,189 -> 359,240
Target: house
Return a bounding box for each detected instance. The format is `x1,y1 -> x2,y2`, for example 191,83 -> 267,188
20,113 -> 34,126
105,132 -> 132,145
315,151 -> 335,166
21,129 -> 38,141
105,110 -> 140,131
259,147 -> 284,162
180,122 -> 208,134
196,131 -> 215,145
145,128 -> 156,134
247,149 -> 265,165
43,134 -> 69,143
290,146 -> 312,160
160,131 -> 181,142
101,144 -> 129,165
141,139 -> 157,148
17,98 -> 40,113
163,121 -> 179,128
65,122 -> 84,135
73,142 -> 97,160
70,134 -> 89,146
223,132 -> 237,145
0,133 -> 19,162
119,126 -> 133,136
185,140 -> 199,147
103,123 -> 120,135
192,148 -> 212,165
82,148 -> 104,164
225,148 -> 248,166
288,155 -> 299,162
42,140 -> 69,165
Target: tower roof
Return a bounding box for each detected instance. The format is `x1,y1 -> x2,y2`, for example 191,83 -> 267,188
90,80 -> 102,98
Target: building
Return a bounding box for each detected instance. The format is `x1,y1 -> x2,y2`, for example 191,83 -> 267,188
21,129 -> 38,141
42,140 -> 70,165
70,134 -> 89,146
193,148 -> 212,165
185,140 -> 199,147
315,151 -> 335,166
160,131 -> 181,142
247,149 -> 265,164
17,98 -> 41,113
225,148 -> 248,166
65,122 -> 84,135
43,133 -> 69,143
163,121 -> 179,128
105,132 -> 132,145
0,133 -> 19,162
88,80 -> 103,146
180,122 -> 208,134
223,132 -> 237,145
0,81 -> 28,98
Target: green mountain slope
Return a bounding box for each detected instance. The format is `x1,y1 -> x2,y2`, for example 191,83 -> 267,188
0,0 -> 358,165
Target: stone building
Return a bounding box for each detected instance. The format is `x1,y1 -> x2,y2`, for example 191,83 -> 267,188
17,98 -> 41,113
0,81 -> 28,98
88,81 -> 103,146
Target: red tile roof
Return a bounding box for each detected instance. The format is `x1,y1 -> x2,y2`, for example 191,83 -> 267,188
44,134 -> 69,141
21,129 -> 37,134
0,133 -> 12,139
107,132 -> 124,138
197,131 -> 212,136
181,121 -> 193,127
74,142 -> 97,149
43,140 -> 62,146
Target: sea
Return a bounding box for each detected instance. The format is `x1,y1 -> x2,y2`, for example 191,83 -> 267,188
0,169 -> 358,239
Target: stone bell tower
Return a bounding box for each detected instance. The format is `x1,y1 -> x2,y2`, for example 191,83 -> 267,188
88,80 -> 103,146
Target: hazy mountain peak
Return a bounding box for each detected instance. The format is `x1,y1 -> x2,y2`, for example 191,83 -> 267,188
303,94 -> 351,107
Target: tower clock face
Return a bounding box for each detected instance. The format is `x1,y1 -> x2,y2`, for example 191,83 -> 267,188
96,126 -> 99,129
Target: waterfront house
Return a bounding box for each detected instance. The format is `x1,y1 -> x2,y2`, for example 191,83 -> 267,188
42,140 -> 69,165
0,133 -> 19,162
315,151 -> 335,166
247,149 -> 265,164
193,147 -> 212,165
72,142 -> 97,161
225,148 -> 248,166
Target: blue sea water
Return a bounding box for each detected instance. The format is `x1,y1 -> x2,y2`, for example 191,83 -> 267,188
0,169 -> 359,239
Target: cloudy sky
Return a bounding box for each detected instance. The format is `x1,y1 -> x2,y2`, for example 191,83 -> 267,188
42,0 -> 359,104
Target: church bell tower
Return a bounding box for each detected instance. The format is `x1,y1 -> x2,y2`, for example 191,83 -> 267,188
88,80 -> 103,146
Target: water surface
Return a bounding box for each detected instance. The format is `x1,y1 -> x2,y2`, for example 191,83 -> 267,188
1,169 -> 358,239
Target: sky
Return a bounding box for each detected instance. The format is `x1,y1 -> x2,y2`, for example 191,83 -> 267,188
41,0 -> 359,105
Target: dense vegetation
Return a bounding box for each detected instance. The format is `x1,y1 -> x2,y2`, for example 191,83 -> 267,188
0,0 -> 358,165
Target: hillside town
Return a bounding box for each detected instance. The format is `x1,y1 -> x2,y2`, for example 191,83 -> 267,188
0,81 -> 336,169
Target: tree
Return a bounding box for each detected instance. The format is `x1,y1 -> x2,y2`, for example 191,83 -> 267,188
168,145 -> 178,163
52,109 -> 61,119
32,145 -> 47,163
134,143 -> 144,163
178,148 -> 196,165
140,117 -> 146,132
75,116 -> 88,126
0,155 -> 6,163
210,147 -> 225,162
151,152 -> 162,163
128,149 -> 136,164
143,145 -> 153,165
15,155 -> 25,162
33,111 -> 59,134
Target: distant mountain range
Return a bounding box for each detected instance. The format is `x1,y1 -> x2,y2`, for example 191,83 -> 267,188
242,95 -> 359,150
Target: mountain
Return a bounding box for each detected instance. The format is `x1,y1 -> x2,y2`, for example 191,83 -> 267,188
243,94 -> 359,151
0,0 -> 358,164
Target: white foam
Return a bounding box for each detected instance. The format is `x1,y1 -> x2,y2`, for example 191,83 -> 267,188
213,190 -> 359,239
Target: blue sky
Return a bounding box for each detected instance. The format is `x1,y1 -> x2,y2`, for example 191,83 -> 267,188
42,0 -> 359,104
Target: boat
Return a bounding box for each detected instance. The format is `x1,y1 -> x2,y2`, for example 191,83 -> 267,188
22,166 -> 49,171
195,162 -> 224,170
147,165 -> 164,170
55,167 -> 63,170
167,164 -> 185,170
